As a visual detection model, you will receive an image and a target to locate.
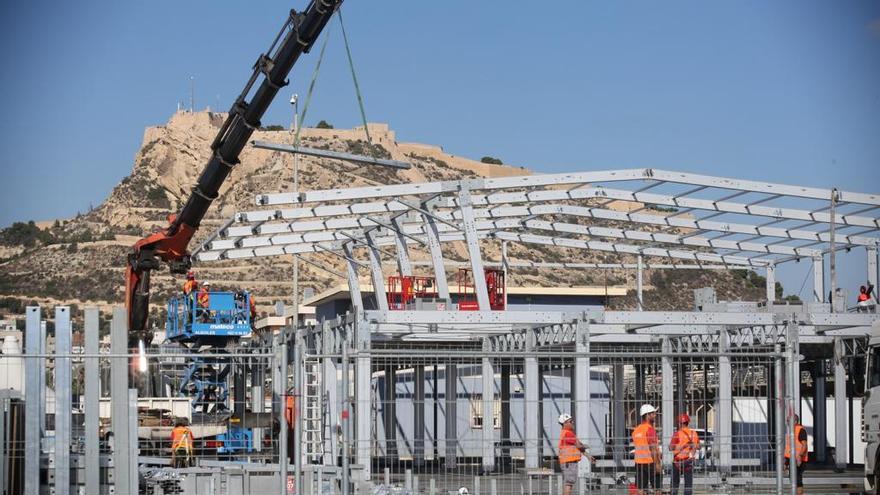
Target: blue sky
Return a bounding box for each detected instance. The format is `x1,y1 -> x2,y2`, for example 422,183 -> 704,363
1,1 -> 878,298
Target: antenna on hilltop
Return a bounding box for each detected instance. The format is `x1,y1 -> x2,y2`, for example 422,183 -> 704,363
190,76 -> 195,112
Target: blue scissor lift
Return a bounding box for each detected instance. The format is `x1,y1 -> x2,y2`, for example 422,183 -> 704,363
166,291 -> 254,454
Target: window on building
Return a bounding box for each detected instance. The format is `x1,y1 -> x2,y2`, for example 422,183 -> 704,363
470,393 -> 500,429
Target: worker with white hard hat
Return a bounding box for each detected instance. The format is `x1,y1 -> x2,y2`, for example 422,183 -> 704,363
557,412 -> 595,495
632,404 -> 661,495
197,281 -> 212,322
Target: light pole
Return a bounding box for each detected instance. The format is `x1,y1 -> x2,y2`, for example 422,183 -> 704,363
289,92 -> 302,492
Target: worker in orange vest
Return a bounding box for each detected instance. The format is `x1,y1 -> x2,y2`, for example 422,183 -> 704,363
197,281 -> 212,322
857,282 -> 875,312
632,404 -> 661,495
784,414 -> 808,495
557,413 -> 595,495
170,417 -> 194,468
249,294 -> 257,324
669,413 -> 700,495
183,271 -> 198,297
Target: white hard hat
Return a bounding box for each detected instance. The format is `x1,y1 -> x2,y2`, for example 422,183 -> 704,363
640,404 -> 657,417
202,281 -> 211,286
458,488 -> 470,495
558,413 -> 573,425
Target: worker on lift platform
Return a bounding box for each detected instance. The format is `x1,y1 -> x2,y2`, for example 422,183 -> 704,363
171,417 -> 194,468
197,281 -> 212,322
858,281 -> 875,312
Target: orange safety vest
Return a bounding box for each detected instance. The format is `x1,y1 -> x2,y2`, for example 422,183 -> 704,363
171,426 -> 193,452
784,424 -> 808,462
558,428 -> 582,464
632,422 -> 656,464
197,290 -> 210,308
183,279 -> 198,295
859,292 -> 870,302
671,427 -> 700,462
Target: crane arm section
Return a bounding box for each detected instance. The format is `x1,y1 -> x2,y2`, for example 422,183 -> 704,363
126,0 -> 342,341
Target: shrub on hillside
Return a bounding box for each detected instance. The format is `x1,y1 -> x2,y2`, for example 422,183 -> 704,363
480,156 -> 503,165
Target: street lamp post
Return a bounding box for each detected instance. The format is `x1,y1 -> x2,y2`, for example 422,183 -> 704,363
288,93 -> 302,494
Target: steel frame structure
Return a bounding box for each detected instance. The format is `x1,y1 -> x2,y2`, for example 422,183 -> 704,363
190,167 -> 880,489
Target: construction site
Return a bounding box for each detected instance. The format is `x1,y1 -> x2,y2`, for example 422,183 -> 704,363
2,2 -> 880,495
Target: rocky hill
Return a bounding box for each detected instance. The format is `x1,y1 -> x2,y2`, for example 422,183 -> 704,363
0,111 -> 769,327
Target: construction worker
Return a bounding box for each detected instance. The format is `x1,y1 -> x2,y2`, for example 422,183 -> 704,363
170,417 -> 194,468
197,281 -> 212,322
669,413 -> 700,495
784,414 -> 808,495
183,271 -> 198,298
633,404 -> 661,495
557,413 -> 595,495
857,282 -> 875,312
249,294 -> 257,323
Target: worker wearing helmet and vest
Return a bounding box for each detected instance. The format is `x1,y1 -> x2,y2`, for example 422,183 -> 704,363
197,281 -> 212,322
557,413 -> 595,495
857,282 -> 875,312
784,414 -> 808,495
171,417 -> 194,468
183,271 -> 198,297
669,413 -> 700,495
182,271 -> 198,322
633,404 -> 661,495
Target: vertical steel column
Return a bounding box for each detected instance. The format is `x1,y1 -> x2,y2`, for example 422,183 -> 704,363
766,263 -> 776,303
612,364 -> 626,468
342,344 -> 351,495
343,243 -> 364,311
829,188 -> 839,311
501,241 -> 509,309
500,363 -> 511,462
775,345 -> 785,494
0,391 -> 5,495
636,254 -> 644,311
364,231 -> 389,311
383,365 -> 397,458
324,328 -> 339,466
661,338 -> 674,467
110,307 -> 130,494
390,217 -> 413,277
355,314 -> 372,481
524,332 -> 540,469
457,187 -> 491,310
834,338 -> 848,468
787,322 -> 799,495
813,257 -> 825,303
573,319 -> 591,477
39,321 -> 46,435
717,329 -> 733,474
84,308 -> 100,494
814,360 -> 827,463
292,336 -> 302,495
868,246 -> 879,298
55,306 -> 73,495
420,205 -> 450,301
444,363 -> 458,468
481,339 -> 495,473
252,384 -> 264,453
788,322 -> 801,416
413,364 -> 426,466
127,388 -> 138,495
274,335 -> 289,494
24,306 -> 41,495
